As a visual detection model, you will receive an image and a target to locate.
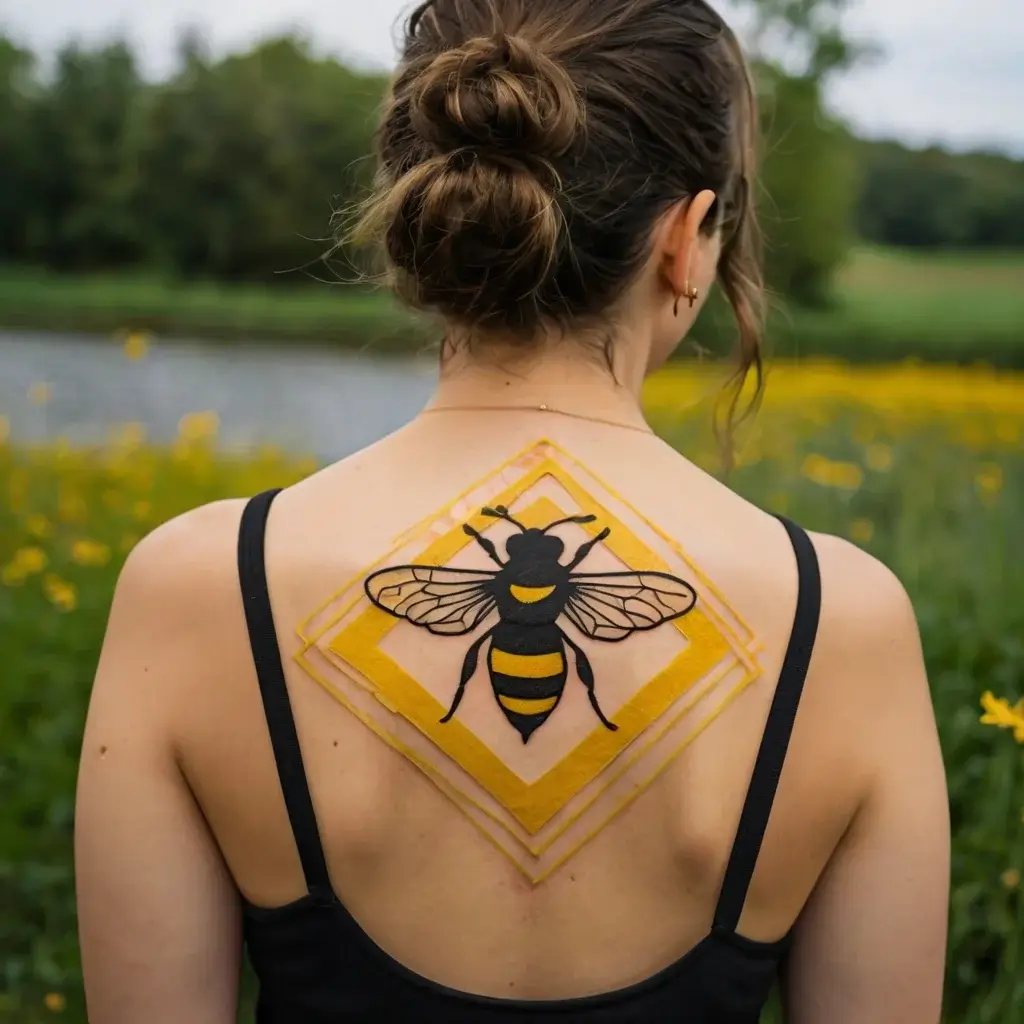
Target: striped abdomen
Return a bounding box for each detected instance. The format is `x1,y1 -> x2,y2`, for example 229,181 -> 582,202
487,624 -> 566,743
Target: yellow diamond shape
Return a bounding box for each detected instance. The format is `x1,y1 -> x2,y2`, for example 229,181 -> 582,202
327,454 -> 740,835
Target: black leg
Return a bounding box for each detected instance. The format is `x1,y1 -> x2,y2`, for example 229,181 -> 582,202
441,628 -> 493,723
560,628 -> 618,731
463,524 -> 505,567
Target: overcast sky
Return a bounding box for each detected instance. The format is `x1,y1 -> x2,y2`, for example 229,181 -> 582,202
3,0 -> 1022,156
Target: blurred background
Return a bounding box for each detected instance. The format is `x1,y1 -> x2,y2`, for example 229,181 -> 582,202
0,1 -> 1021,1022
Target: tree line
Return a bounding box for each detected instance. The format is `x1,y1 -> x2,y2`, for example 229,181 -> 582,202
855,140 -> 1024,249
1,32 -> 1021,307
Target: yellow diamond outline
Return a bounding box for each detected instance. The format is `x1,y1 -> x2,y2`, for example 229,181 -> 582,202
328,455 -> 739,835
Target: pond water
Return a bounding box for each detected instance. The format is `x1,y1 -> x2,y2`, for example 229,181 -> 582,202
0,331 -> 438,461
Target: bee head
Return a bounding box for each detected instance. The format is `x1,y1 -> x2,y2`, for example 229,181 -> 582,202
506,530 -> 564,560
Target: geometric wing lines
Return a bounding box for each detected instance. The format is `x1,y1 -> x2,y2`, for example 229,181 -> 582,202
365,565 -> 496,635
566,571 -> 697,642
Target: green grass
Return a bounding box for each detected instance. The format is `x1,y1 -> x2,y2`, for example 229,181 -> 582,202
1,246 -> 1023,365
0,266 -> 429,353
1,365 -> 1022,1022
784,246 -> 1024,363
697,245 -> 1024,367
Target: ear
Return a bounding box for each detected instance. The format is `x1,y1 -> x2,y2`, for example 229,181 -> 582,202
658,190 -> 718,299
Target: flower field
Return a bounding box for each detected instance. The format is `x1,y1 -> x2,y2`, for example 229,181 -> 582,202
1,358 -> 1022,1022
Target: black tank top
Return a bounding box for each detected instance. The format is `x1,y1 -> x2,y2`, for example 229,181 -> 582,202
237,489 -> 822,1023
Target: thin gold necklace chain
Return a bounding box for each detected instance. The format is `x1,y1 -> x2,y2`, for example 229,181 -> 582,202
421,403 -> 656,436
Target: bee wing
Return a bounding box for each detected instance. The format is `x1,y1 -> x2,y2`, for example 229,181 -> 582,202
564,572 -> 697,642
364,565 -> 497,636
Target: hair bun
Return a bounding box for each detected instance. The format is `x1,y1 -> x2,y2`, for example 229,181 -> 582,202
409,33 -> 583,163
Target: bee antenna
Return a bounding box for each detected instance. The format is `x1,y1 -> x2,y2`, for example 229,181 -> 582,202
543,514 -> 598,532
481,506 -> 526,532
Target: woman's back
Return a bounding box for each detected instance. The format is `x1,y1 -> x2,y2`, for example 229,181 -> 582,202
74,1 -> 949,1020
77,417 -> 948,1021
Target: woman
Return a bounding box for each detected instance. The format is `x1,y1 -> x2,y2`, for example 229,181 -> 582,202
75,1 -> 950,1021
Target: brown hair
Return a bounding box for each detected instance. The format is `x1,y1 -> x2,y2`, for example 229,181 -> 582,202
351,0 -> 764,440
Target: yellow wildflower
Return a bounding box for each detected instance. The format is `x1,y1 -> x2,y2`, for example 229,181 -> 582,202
123,331 -> 151,361
133,500 -> 151,522
800,454 -> 829,485
26,513 -> 53,539
9,546 -> 48,575
43,575 -> 77,613
27,382 -> 52,405
980,692 -> 1024,743
849,519 -> 874,544
177,411 -> 220,443
801,454 -> 863,491
43,992 -> 65,1013
0,414 -> 9,445
72,539 -> 111,567
865,444 -> 894,473
1002,868 -> 1021,891
976,463 -> 1004,500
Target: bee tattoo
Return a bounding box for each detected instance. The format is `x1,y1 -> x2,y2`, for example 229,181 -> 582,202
365,507 -> 698,743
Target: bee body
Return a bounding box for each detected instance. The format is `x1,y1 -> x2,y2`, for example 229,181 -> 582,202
487,622 -> 567,742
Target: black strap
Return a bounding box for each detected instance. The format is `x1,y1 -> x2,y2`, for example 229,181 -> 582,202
238,489 -> 334,904
713,515 -> 821,933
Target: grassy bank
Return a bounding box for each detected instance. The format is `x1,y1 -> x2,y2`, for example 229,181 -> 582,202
0,268 -> 428,355
1,361 -> 1022,1022
1,246 -> 1023,365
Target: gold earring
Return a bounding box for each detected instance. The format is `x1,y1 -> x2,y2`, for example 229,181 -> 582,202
674,285 -> 699,316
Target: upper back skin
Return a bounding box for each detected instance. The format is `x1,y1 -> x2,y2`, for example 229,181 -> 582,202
150,417 -> 894,998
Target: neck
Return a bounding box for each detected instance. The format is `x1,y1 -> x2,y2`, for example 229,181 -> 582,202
427,335 -> 652,429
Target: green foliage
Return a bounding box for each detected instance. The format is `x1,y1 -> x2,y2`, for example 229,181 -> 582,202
0,33 -> 386,283
0,40 -> 43,260
756,66 -> 860,305
2,26 -> 1022,319
0,369 -> 1022,1021
36,42 -> 144,270
136,36 -> 383,280
856,140 -> 1024,249
0,29 -> 887,315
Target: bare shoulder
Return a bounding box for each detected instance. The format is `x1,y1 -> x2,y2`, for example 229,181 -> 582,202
91,499 -> 252,723
109,498 -> 250,631
810,530 -> 918,640
805,530 -> 934,754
